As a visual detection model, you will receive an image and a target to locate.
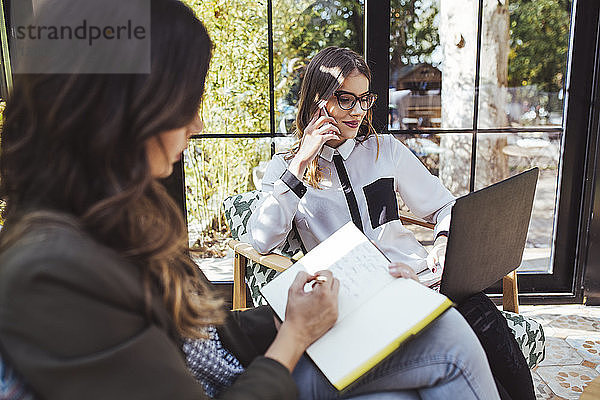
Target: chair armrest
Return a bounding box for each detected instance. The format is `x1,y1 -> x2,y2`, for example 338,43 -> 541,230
398,210 -> 435,229
228,240 -> 293,272
228,239 -> 293,310
502,271 -> 519,313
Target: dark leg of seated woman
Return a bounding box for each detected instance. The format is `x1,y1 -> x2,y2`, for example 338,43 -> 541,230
456,292 -> 535,400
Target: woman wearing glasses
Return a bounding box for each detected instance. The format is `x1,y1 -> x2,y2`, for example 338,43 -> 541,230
0,1 -> 502,397
248,46 -> 534,400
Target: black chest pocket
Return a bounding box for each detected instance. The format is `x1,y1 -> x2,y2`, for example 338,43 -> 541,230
363,177 -> 399,229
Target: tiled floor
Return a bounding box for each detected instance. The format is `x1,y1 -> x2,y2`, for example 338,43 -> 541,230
520,305 -> 600,399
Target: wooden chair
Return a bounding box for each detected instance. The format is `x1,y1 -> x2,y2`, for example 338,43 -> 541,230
229,240 -> 292,311
229,209 -> 520,313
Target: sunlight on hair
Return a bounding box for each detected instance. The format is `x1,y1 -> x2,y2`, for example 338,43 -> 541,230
319,65 -> 344,85
314,95 -> 327,109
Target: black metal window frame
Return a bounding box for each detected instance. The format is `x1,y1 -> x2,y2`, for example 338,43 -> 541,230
364,0 -> 599,304
2,0 -> 596,304
0,0 -> 14,99
184,0 -> 598,304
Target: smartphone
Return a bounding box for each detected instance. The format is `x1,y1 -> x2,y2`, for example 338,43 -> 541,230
320,105 -> 339,137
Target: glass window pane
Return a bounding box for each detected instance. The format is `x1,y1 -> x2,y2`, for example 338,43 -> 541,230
478,0 -> 571,129
188,1 -> 270,134
475,132 -> 561,273
393,133 -> 444,176
394,132 -> 473,195
273,0 -> 364,134
392,133 -> 473,241
185,138 -> 272,281
437,132 -> 474,198
389,0 -> 477,131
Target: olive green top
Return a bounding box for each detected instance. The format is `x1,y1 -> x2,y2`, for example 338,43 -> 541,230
0,218 -> 297,399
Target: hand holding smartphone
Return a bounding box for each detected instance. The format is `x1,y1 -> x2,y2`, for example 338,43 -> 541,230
320,105 -> 338,136
287,103 -> 341,177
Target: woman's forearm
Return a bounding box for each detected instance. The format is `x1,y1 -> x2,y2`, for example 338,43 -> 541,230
263,272 -> 339,372
263,322 -> 307,372
287,155 -> 310,181
246,156 -> 303,254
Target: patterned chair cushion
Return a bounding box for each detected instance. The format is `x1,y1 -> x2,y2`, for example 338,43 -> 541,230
223,190 -> 303,306
0,354 -> 35,400
501,310 -> 546,368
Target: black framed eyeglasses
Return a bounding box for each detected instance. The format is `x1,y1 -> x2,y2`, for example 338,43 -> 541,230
333,90 -> 378,111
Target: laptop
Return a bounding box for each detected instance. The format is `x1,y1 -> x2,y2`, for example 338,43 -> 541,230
439,168 -> 539,303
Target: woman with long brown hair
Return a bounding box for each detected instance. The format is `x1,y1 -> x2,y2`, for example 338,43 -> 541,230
0,2 -> 499,398
248,46 -> 535,400
0,0 -> 340,398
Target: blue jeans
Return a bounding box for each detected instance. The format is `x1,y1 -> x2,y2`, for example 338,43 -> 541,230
291,308 -> 500,400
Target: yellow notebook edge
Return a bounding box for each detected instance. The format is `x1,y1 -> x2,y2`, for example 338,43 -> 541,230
333,297 -> 455,391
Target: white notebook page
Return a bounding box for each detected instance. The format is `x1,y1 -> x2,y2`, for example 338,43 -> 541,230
261,222 -> 394,321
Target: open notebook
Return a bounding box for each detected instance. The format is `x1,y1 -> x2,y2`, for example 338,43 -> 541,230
260,222 -> 452,391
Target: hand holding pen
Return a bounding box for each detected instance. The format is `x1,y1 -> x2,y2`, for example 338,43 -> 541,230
281,270 -> 340,349
265,270 -> 339,371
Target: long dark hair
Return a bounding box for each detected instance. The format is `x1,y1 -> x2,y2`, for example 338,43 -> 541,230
0,0 -> 224,338
291,46 -> 378,187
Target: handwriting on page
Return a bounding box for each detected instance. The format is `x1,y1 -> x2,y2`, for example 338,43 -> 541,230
329,241 -> 394,320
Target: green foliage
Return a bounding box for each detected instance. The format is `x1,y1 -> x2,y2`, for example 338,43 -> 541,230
275,0 -> 363,59
508,0 -> 571,92
181,0 -> 571,244
188,0 -> 270,134
272,0 -> 363,116
390,0 -> 439,69
388,0 -> 570,95
182,0 -> 366,243
184,138 -> 270,236
183,0 -> 272,241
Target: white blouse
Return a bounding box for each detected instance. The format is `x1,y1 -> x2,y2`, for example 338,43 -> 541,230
247,134 -> 455,275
